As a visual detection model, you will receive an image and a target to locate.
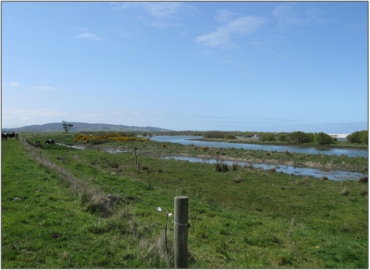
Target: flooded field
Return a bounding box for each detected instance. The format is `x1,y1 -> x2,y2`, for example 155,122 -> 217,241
163,156 -> 367,181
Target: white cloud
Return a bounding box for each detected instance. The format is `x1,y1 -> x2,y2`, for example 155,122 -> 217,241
272,3 -> 330,28
143,2 -> 184,19
10,81 -> 20,87
75,29 -> 101,40
214,9 -> 235,23
32,86 -> 58,91
196,16 -> 266,47
110,2 -> 198,30
116,2 -> 191,19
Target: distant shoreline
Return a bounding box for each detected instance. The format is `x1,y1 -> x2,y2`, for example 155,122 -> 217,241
329,134 -> 349,139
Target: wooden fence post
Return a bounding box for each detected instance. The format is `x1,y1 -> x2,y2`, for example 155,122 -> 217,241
174,196 -> 188,268
137,161 -> 140,174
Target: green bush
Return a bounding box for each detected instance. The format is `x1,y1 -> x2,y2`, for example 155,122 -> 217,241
288,131 -> 313,144
259,133 -> 276,142
278,134 -> 286,142
315,132 -> 335,145
203,131 -> 225,138
347,130 -> 368,144
224,134 -> 237,139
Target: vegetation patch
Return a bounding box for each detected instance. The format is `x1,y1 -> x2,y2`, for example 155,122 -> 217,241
2,133 -> 368,268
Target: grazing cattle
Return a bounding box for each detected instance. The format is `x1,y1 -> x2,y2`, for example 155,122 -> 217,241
4,132 -> 18,139
45,139 -> 55,145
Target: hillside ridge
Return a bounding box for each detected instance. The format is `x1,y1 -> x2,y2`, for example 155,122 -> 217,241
2,122 -> 172,133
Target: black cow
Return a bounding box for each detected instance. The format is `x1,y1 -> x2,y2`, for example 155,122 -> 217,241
5,132 -> 18,139
2,133 -> 8,140
45,139 -> 55,145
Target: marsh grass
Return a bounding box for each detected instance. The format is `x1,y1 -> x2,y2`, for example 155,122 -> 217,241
3,134 -> 368,268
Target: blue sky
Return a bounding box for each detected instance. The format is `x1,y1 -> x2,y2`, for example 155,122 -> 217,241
2,1 -> 368,133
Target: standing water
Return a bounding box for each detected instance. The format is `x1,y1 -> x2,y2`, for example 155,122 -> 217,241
150,136 -> 368,158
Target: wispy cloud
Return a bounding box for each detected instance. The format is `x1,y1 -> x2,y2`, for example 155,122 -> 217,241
261,117 -> 295,122
32,86 -> 58,91
115,2 -> 193,19
143,2 -> 184,19
10,81 -> 20,87
75,28 -> 101,40
196,16 -> 266,47
272,3 -> 330,29
214,9 -> 235,23
111,2 -> 197,29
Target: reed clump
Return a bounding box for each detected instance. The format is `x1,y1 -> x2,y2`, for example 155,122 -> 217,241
340,187 -> 349,196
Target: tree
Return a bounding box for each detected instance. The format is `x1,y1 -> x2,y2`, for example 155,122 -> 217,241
259,133 -> 276,142
278,134 -> 287,142
62,121 -> 73,133
315,132 -> 334,145
289,131 -> 310,144
347,130 -> 368,144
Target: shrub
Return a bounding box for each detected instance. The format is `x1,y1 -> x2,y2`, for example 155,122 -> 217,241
214,163 -> 222,172
315,132 -> 335,145
358,177 -> 368,183
85,196 -> 112,217
224,134 -> 237,139
233,177 -> 241,183
259,133 -> 276,142
214,163 -> 229,172
359,189 -> 368,196
89,138 -> 104,145
203,131 -> 225,138
340,187 -> 349,196
289,131 -> 313,144
232,162 -> 238,171
278,134 -> 287,141
347,130 -> 368,144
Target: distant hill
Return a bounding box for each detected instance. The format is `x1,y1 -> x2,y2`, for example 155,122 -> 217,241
2,122 -> 172,133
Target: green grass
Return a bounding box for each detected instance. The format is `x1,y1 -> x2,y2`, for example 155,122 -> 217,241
2,135 -> 368,268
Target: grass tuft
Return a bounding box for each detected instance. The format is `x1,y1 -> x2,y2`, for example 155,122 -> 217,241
340,187 -> 350,196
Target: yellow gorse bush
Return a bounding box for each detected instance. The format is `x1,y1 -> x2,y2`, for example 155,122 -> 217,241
74,133 -> 149,143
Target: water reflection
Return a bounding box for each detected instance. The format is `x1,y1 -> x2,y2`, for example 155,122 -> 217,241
163,156 -> 367,181
56,143 -> 85,150
151,136 -> 368,158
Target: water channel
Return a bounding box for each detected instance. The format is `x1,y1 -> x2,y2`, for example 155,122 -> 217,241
58,138 -> 368,181
150,136 -> 368,158
163,156 -> 366,181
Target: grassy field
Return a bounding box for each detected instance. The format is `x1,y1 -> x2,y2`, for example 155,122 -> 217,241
2,133 -> 368,268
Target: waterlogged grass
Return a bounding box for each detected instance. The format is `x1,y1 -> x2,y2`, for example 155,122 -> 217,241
2,135 -> 368,268
200,136 -> 368,149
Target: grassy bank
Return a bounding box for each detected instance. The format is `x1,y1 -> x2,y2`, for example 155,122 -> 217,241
198,137 -> 368,150
2,134 -> 368,268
